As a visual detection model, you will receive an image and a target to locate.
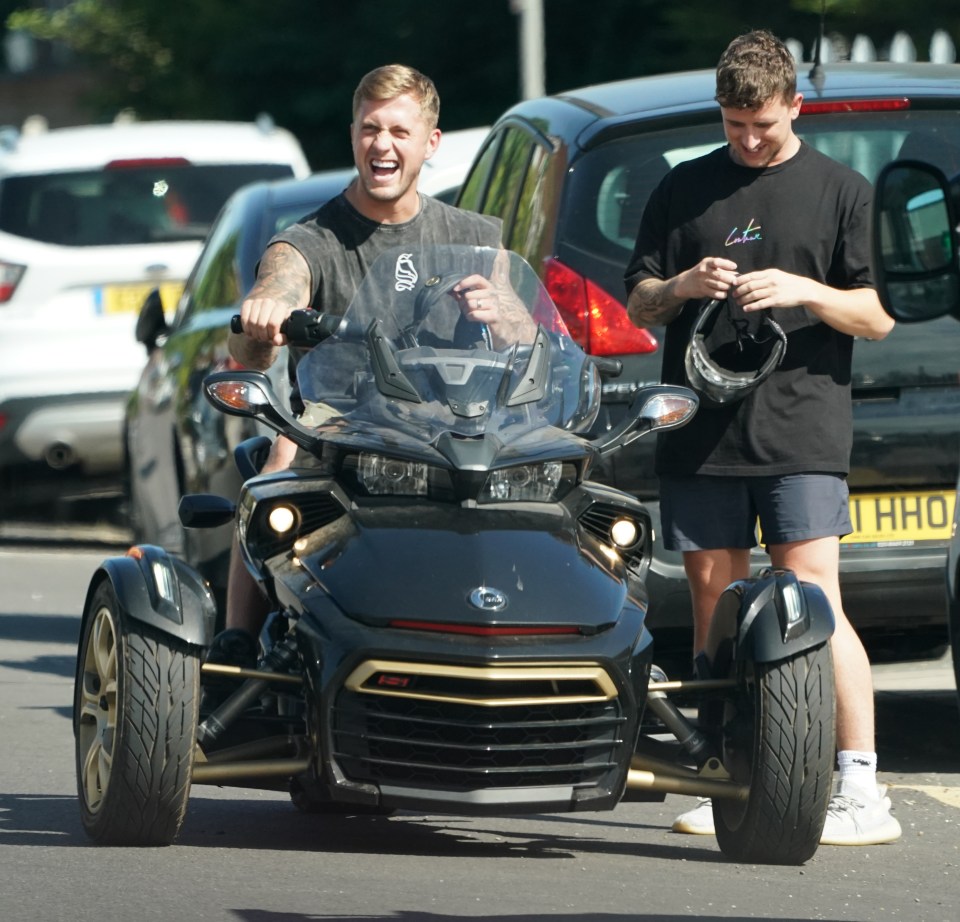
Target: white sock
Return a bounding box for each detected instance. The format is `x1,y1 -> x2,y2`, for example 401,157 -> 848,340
837,750 -> 879,798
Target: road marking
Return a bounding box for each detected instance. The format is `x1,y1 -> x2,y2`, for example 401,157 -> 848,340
891,783 -> 960,809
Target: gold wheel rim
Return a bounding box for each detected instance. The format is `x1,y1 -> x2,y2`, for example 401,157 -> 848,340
76,605 -> 118,813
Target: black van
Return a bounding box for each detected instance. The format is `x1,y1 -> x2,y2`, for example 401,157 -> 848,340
457,62 -> 960,659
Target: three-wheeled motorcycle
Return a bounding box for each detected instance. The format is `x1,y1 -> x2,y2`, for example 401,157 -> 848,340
73,244 -> 836,863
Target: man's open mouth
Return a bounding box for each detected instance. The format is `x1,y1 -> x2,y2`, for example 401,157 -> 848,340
372,159 -> 399,178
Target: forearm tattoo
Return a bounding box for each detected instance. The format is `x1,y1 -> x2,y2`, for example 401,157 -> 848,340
250,243 -> 311,309
627,279 -> 683,328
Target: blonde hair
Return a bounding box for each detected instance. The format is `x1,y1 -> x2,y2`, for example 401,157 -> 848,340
715,30 -> 797,109
352,64 -> 440,130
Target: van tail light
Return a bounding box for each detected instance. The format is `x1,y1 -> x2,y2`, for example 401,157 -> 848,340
800,98 -> 910,115
0,261 -> 25,303
543,257 -> 658,357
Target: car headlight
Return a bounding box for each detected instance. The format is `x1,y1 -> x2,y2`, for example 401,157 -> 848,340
479,461 -> 564,503
358,452 -> 429,496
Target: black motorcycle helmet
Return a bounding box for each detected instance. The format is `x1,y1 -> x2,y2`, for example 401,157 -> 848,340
684,297 -> 788,406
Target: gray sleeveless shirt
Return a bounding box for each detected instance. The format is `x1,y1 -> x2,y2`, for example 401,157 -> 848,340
269,191 -> 502,410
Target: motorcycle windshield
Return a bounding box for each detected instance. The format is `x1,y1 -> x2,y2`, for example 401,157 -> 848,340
296,245 -> 601,442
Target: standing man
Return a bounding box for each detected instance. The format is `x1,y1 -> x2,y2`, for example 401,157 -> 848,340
624,30 -> 901,846
207,64 -> 504,672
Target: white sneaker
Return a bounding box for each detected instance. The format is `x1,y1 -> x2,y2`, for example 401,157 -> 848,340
819,781 -> 902,846
671,797 -> 715,835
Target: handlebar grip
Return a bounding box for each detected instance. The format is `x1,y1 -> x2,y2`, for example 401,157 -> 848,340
229,310 -> 345,345
283,310 -> 348,344
592,356 -> 623,378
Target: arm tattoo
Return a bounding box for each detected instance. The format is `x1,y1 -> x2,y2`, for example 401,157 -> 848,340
231,336 -> 277,372
626,278 -> 684,328
228,244 -> 311,371
249,243 -> 312,309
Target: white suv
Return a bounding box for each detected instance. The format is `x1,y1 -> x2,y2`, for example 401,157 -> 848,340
0,117 -> 310,515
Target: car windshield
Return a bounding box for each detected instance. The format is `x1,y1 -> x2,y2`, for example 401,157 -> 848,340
296,244 -> 600,445
0,163 -> 295,246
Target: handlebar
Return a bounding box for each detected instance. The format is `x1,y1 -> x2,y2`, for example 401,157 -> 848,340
231,310 -> 624,379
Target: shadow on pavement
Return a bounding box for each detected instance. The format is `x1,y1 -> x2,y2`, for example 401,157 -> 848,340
875,687 -> 960,773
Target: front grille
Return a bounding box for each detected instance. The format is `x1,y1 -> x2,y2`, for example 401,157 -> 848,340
297,492 -> 346,533
330,661 -> 626,790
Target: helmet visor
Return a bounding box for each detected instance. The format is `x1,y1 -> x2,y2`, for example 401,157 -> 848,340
684,299 -> 787,406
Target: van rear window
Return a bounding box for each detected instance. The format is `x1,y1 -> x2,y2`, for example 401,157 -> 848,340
566,110 -> 960,264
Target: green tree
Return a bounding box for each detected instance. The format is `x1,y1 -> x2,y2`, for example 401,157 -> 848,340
7,1 -> 959,168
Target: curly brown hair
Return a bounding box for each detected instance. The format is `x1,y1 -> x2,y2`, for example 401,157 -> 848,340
715,30 -> 797,109
352,64 -> 440,130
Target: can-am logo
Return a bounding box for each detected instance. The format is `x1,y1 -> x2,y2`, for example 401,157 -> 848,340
468,587 -> 508,612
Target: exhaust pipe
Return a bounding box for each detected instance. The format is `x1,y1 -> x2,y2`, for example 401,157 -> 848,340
44,441 -> 76,469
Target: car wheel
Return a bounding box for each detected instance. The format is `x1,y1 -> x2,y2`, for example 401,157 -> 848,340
713,644 -> 836,865
74,579 -> 199,845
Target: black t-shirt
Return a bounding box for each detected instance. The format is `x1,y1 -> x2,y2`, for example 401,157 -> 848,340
268,192 -> 502,411
624,142 -> 874,477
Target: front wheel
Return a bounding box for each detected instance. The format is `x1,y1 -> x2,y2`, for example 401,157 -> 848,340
713,643 -> 836,865
74,579 -> 200,846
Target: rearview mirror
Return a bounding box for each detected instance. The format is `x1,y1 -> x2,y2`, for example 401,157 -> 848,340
591,384 -> 698,457
134,287 -> 168,351
872,160 -> 960,322
202,370 -> 316,450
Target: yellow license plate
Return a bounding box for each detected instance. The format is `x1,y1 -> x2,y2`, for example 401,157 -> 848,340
843,490 -> 956,547
99,281 -> 184,315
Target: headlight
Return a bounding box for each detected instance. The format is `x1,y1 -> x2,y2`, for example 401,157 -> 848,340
610,517 -> 639,548
268,504 -> 298,535
479,461 -> 563,503
359,452 -> 429,496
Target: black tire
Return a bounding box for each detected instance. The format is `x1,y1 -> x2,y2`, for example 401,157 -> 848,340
713,643 -> 836,865
74,579 -> 200,846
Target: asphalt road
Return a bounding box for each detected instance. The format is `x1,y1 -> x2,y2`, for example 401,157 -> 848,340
1,537 -> 958,922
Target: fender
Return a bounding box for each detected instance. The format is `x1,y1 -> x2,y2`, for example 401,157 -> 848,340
703,568 -> 835,674
83,545 -> 217,647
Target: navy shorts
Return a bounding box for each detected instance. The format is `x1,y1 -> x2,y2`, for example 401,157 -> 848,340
659,473 -> 852,552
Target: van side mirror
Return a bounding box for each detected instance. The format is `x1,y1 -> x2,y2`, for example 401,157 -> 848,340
872,160 -> 960,322
134,287 -> 168,351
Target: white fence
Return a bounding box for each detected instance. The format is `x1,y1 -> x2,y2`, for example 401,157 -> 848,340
787,29 -> 957,64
